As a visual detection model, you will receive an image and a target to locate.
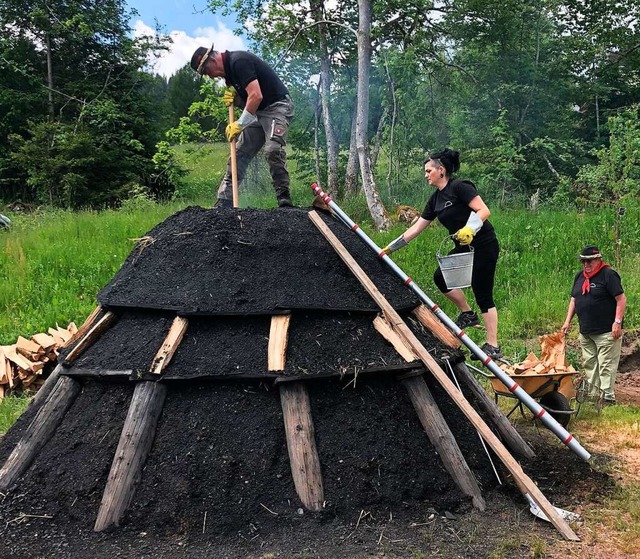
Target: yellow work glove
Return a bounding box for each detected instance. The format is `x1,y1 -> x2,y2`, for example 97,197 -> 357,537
222,88 -> 236,107
225,121 -> 244,142
454,226 -> 475,245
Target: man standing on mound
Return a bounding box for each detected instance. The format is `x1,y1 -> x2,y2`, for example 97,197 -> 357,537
190,44 -> 295,208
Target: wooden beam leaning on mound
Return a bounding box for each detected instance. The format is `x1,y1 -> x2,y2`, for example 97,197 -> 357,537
308,210 -> 579,542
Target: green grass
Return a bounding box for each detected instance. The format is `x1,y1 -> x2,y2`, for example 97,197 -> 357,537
0,393 -> 30,433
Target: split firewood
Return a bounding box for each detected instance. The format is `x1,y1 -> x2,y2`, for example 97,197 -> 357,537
16,336 -> 43,355
33,333 -> 57,350
47,328 -> 66,346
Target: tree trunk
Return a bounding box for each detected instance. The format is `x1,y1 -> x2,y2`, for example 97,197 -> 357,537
356,0 -> 389,230
314,82 -> 322,183
370,106 -> 387,170
45,32 -> 55,120
344,110 -> 359,197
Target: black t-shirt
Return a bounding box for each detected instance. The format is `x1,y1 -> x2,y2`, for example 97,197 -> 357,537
421,179 -> 496,247
223,51 -> 289,111
570,266 -> 624,334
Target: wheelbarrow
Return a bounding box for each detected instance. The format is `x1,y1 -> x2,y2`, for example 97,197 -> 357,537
467,364 -> 582,427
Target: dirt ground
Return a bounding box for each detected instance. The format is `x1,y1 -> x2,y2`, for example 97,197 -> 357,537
613,332 -> 640,405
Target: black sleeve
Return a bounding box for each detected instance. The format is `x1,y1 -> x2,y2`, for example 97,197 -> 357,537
606,269 -> 624,297
421,192 -> 437,221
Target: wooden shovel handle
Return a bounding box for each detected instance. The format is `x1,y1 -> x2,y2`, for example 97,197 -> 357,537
228,105 -> 239,208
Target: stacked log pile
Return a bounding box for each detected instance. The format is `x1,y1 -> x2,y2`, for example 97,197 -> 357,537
0,323 -> 77,398
498,331 -> 576,376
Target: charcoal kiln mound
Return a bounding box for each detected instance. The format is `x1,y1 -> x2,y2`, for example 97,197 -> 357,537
0,206 -> 592,557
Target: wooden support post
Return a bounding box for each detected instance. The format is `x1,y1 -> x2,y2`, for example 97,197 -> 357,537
94,381 -> 167,532
279,381 -> 324,511
402,375 -> 485,510
64,311 -> 117,364
452,362 -> 535,460
0,376 -> 82,492
412,304 -> 461,348
149,316 -> 189,375
373,313 -> 484,509
29,363 -> 63,408
268,314 -> 292,371
309,210 -> 579,541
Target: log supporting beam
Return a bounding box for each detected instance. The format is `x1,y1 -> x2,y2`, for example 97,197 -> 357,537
452,362 -> 535,460
0,376 -> 82,492
94,381 -> 167,532
279,381 -> 324,511
402,374 -> 486,510
412,304 -> 461,348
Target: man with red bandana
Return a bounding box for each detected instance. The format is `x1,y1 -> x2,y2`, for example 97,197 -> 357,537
561,245 -> 626,405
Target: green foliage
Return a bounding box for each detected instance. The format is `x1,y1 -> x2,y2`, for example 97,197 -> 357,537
573,106 -> 640,207
0,395 -> 30,434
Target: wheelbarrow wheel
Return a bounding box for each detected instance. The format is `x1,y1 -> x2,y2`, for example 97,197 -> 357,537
539,391 -> 572,428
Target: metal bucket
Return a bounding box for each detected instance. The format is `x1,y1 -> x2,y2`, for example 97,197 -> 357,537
437,237 -> 474,289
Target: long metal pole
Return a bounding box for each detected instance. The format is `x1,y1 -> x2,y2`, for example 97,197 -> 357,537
229,106 -> 239,208
310,183 -> 590,461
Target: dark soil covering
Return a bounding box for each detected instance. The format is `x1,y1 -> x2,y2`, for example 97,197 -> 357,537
97,207 -> 420,314
0,376 -> 609,559
62,309 -> 463,381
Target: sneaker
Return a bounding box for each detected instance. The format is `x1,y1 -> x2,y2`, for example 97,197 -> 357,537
455,311 -> 480,329
471,343 -> 502,361
277,196 -> 293,208
603,398 -> 616,407
214,198 -> 233,209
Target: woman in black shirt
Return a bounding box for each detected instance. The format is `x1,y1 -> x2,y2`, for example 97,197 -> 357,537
383,148 -> 501,359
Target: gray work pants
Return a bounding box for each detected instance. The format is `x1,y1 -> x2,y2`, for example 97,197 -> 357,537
218,96 -> 295,202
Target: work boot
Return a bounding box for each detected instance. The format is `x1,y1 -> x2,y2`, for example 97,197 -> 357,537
471,343 -> 502,361
214,198 -> 233,209
277,196 -> 293,208
455,310 -> 480,329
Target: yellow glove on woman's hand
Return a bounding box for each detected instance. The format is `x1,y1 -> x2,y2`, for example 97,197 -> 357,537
454,226 -> 474,245
225,121 -> 243,142
222,88 -> 236,107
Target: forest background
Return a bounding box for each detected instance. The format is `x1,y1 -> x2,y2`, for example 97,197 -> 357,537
1,0 -> 639,346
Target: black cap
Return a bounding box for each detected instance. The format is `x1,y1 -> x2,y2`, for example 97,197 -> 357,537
190,44 -> 214,74
579,245 -> 603,260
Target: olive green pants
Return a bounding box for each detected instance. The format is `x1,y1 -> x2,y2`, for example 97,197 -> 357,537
579,332 -> 622,401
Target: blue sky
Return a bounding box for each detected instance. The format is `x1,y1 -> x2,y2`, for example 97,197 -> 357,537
126,0 -> 247,78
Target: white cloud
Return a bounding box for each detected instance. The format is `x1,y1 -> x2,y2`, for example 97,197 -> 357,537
133,19 -> 246,79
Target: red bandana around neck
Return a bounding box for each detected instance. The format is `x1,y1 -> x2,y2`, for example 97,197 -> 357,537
581,261 -> 610,294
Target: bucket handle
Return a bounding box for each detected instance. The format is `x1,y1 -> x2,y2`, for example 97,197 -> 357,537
437,235 -> 474,258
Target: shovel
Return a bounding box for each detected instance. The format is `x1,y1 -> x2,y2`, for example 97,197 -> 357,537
514,477 -> 581,523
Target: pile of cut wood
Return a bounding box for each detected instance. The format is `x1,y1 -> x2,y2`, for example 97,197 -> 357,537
0,323 -> 77,399
498,331 -> 577,376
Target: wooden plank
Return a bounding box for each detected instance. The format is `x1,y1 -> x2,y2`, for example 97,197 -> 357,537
452,363 -> 535,460
94,381 -> 167,531
56,326 -> 73,344
4,345 -> 37,372
279,381 -> 324,511
308,210 -> 579,541
402,375 -> 485,510
33,333 -> 57,349
412,305 -> 462,348
65,305 -> 103,348
16,336 -> 43,354
64,311 -> 117,364
373,315 -> 419,362
0,376 -> 82,492
268,315 -> 292,371
47,328 -> 65,345
149,316 -> 189,375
